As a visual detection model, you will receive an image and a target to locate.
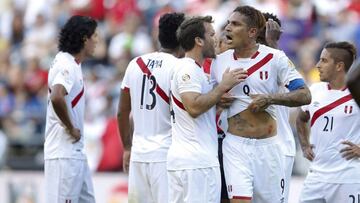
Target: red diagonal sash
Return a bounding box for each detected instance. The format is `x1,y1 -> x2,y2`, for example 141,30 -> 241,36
246,53 -> 273,76
71,86 -> 84,108
171,94 -> 186,111
136,57 -> 170,104
310,94 -> 352,127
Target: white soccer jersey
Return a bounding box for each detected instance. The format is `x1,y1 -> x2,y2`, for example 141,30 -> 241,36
210,44 -> 302,119
45,52 -> 86,160
276,86 -> 296,156
167,57 -> 219,170
121,52 -> 177,162
301,82 -> 360,183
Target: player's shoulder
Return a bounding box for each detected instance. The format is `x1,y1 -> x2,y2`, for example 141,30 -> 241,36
53,52 -> 77,69
309,82 -> 327,92
258,44 -> 283,57
216,49 -> 234,60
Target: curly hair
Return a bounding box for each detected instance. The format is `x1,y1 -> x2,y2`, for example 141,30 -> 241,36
257,12 -> 282,45
158,12 -> 185,50
325,41 -> 357,72
58,15 -> 97,54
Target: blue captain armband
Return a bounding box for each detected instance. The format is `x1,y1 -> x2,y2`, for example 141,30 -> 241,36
286,78 -> 306,91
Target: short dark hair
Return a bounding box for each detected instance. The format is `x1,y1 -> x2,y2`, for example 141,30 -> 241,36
58,15 -> 97,54
325,41 -> 357,72
233,6 -> 266,37
257,12 -> 281,45
158,12 -> 185,50
177,16 -> 213,51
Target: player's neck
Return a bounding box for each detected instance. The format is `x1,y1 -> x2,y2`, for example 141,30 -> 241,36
73,51 -> 86,64
234,42 -> 258,59
185,49 -> 204,66
328,76 -> 346,90
160,47 -> 181,58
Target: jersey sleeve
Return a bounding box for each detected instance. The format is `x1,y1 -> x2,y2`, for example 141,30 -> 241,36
176,66 -> 202,94
276,51 -> 304,86
121,59 -> 134,90
51,64 -> 75,94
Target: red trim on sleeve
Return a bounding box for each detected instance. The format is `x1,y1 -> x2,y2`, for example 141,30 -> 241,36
171,94 -> 186,111
123,87 -> 130,93
136,57 -> 170,104
233,196 -> 252,200
310,94 -> 352,127
71,86 -> 85,108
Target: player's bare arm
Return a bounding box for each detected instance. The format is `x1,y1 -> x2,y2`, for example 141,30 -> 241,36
296,108 -> 315,161
181,68 -> 247,118
265,18 -> 282,49
117,89 -> 132,173
50,84 -> 81,143
248,87 -> 311,113
340,141 -> 360,160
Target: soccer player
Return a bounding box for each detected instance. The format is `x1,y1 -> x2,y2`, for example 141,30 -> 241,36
296,41 -> 360,203
44,16 -> 98,203
168,16 -> 247,203
117,13 -> 185,203
257,13 -> 295,203
210,6 -> 311,203
347,61 -> 360,106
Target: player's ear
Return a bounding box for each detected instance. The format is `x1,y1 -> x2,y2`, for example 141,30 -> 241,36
195,37 -> 204,47
248,27 -> 257,38
336,61 -> 346,72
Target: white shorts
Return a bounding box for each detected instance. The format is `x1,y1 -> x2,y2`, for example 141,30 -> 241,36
284,155 -> 294,203
167,167 -> 221,203
45,159 -> 95,203
222,133 -> 285,202
300,178 -> 360,203
128,161 -> 168,203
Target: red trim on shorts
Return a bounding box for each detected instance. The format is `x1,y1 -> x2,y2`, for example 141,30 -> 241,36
71,86 -> 84,108
233,196 -> 252,200
136,57 -> 170,104
246,54 -> 273,76
171,94 -> 186,110
310,94 -> 352,127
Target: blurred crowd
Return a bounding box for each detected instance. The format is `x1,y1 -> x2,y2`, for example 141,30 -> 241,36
0,0 -> 359,172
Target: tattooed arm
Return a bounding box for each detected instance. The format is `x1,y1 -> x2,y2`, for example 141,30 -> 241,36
248,87 -> 311,112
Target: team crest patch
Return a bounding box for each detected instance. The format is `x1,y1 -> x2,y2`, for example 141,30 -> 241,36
182,74 -> 190,81
288,59 -> 295,69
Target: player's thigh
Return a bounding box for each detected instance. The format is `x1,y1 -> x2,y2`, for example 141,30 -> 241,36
45,159 -> 85,203
326,183 -> 360,203
168,170 -> 184,203
252,142 -> 285,203
78,161 -> 95,203
222,136 -> 253,200
148,162 -> 168,203
299,180 -> 325,203
183,167 -> 221,203
128,162 -> 152,203
283,155 -> 294,203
